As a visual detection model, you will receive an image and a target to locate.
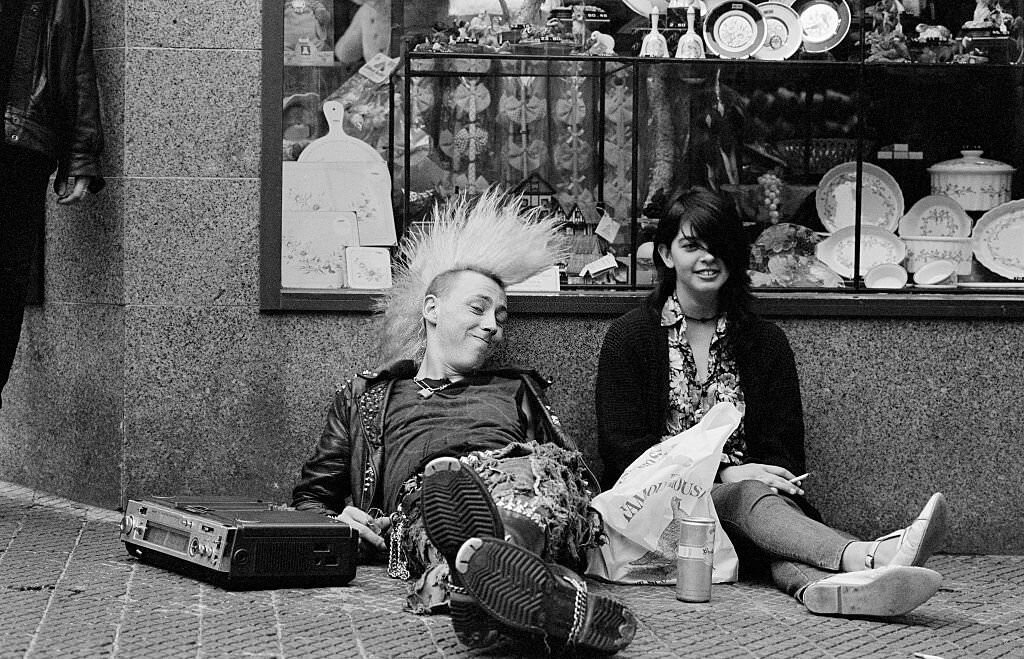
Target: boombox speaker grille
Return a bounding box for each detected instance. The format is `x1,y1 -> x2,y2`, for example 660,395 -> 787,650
234,539 -> 344,576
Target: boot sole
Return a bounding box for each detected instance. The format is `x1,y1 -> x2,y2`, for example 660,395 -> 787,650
421,457 -> 509,650
421,456 -> 504,562
456,537 -> 637,653
803,565 -> 942,618
449,588 -> 509,651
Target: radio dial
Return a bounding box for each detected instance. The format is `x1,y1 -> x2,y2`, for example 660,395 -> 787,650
188,537 -> 200,557
120,515 -> 135,534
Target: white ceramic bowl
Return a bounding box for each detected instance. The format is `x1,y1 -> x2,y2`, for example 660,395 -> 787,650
901,235 -> 973,275
927,150 -> 1015,212
913,259 -> 958,287
864,263 -> 908,289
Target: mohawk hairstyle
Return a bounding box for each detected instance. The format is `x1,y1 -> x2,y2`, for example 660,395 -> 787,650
376,187 -> 569,363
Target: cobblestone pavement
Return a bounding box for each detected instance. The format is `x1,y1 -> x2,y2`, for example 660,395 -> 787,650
1,482 -> 1022,658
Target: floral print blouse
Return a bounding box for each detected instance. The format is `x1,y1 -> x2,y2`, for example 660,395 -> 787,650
661,294 -> 748,465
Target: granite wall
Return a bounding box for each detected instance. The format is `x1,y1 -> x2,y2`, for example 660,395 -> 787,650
0,0 -> 1021,554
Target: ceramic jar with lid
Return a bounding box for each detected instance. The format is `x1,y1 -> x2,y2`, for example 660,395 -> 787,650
927,149 -> 1015,211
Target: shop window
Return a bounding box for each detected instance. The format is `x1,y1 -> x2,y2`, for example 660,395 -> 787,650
261,0 -> 1024,316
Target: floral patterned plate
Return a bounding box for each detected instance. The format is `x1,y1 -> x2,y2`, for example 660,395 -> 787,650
972,200 -> 1024,280
753,2 -> 803,61
792,0 -> 851,53
816,161 -> 904,233
815,225 -> 906,278
703,0 -> 767,59
898,195 -> 971,237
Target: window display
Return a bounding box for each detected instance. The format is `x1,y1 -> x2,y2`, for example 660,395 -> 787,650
261,0 -> 1024,314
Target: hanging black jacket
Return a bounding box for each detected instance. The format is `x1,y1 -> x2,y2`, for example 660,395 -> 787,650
3,0 -> 104,192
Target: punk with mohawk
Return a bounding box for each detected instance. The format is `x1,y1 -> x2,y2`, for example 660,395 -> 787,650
377,188 -> 569,363
293,188 -> 637,654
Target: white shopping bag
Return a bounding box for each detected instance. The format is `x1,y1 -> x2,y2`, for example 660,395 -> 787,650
586,402 -> 741,584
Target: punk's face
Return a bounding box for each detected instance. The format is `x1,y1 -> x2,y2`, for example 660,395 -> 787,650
424,270 -> 508,374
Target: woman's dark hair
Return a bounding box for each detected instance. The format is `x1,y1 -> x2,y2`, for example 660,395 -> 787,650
647,188 -> 755,350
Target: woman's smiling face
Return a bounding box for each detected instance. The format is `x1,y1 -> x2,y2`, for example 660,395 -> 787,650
657,220 -> 731,298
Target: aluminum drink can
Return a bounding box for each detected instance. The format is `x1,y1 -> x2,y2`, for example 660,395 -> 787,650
676,517 -> 715,603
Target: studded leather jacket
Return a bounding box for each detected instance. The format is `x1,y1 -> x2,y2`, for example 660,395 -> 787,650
291,359 -> 581,516
3,0 -> 104,191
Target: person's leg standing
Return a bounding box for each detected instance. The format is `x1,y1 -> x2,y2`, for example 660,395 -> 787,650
0,145 -> 54,408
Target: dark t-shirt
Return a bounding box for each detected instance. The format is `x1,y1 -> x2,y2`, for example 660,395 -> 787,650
381,374 -> 528,511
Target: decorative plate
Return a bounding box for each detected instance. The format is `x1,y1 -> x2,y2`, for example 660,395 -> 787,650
753,2 -> 803,60
815,161 -> 904,233
792,0 -> 851,52
622,0 -> 668,17
815,225 -> 907,278
971,200 -> 1024,280
623,0 -> 712,16
898,195 -> 971,237
703,0 -> 767,59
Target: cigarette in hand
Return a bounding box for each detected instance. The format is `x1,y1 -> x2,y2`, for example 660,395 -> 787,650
788,472 -> 810,484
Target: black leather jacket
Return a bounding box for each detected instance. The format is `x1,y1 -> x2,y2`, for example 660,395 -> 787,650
3,0 -> 104,191
292,360 -> 583,516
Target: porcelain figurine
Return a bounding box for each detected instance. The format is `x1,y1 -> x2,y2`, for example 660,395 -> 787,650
572,4 -> 590,49
587,30 -> 616,55
675,4 -> 706,59
640,7 -> 670,57
284,0 -> 330,52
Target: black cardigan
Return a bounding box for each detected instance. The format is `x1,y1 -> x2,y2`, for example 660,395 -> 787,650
596,303 -> 808,490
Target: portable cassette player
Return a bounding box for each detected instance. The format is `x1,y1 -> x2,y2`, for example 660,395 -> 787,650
119,495 -> 358,589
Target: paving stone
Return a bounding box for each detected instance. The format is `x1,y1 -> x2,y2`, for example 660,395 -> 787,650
1,482 -> 1023,658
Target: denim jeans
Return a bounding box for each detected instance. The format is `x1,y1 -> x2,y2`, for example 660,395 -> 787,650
712,480 -> 856,601
0,145 -> 54,408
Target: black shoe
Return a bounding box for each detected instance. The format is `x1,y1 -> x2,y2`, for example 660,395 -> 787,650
421,457 -> 511,650
455,536 -> 638,654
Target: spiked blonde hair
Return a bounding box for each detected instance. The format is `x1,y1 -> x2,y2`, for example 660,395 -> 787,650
376,188 -> 569,363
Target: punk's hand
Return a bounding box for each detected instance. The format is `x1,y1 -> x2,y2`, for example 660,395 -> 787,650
719,463 -> 804,497
334,505 -> 390,552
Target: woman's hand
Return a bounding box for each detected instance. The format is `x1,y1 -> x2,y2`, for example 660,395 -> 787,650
719,463 -> 804,497
334,505 -> 391,552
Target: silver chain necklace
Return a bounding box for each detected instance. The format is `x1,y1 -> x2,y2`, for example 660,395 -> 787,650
413,377 -> 453,399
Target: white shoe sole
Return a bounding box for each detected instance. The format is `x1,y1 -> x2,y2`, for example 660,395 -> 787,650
803,566 -> 942,618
